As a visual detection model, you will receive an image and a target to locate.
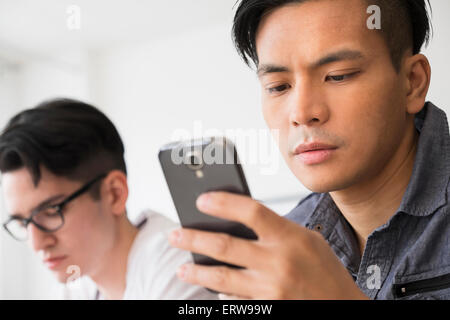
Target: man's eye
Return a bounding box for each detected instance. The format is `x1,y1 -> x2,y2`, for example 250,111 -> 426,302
13,219 -> 27,227
267,84 -> 290,94
326,72 -> 359,82
40,206 -> 60,217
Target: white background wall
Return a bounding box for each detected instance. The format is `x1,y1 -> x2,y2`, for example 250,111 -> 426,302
0,0 -> 449,299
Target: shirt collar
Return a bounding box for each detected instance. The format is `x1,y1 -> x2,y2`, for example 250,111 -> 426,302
398,102 -> 450,216
295,102 -> 450,274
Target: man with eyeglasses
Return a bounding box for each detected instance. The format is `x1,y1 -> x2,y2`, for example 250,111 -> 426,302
0,98 -> 216,300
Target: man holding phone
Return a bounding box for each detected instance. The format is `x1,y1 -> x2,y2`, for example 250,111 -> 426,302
169,0 -> 450,299
0,98 -> 216,300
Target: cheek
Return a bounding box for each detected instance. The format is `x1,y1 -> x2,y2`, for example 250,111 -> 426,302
350,80 -> 405,150
261,97 -> 274,126
262,102 -> 291,159
55,202 -> 113,268
329,76 -> 407,180
330,63 -> 404,146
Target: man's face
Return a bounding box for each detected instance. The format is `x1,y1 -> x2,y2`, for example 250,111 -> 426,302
256,0 -> 411,192
2,167 -> 115,283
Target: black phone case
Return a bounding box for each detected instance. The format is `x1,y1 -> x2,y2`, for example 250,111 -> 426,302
158,137 -> 257,269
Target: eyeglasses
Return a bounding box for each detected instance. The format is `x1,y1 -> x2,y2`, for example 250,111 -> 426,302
2,173 -> 107,241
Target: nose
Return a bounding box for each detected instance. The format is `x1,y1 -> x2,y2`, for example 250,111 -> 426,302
27,223 -> 56,252
288,79 -> 329,127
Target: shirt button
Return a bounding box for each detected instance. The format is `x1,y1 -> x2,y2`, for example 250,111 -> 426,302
313,224 -> 323,232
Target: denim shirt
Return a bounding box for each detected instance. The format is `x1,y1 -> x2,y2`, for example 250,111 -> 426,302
285,102 -> 450,300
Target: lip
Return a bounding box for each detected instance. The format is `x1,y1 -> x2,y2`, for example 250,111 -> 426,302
294,142 -> 338,165
43,255 -> 67,270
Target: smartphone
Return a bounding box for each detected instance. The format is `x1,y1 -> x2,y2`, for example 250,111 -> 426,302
159,136 -> 257,268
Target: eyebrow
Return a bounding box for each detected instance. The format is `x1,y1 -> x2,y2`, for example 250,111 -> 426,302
10,194 -> 65,219
33,194 -> 66,211
313,50 -> 364,68
257,64 -> 290,77
257,49 -> 364,77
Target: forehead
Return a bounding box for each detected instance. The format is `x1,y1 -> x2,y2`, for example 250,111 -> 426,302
255,0 -> 384,65
1,167 -> 74,215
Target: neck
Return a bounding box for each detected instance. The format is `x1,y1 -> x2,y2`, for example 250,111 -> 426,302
330,121 -> 419,256
90,215 -> 139,300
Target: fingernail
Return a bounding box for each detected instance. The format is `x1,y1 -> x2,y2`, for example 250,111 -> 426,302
197,193 -> 211,210
169,229 -> 182,244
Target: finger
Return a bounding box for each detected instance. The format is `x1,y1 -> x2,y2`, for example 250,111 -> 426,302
169,228 -> 266,269
177,263 -> 257,298
196,192 -> 291,239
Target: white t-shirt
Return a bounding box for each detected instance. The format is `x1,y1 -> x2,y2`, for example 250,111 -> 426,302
61,210 -> 218,300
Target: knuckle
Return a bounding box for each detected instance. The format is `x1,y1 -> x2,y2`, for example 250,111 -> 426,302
190,231 -> 202,248
277,259 -> 296,279
289,228 -> 319,254
302,230 -> 324,254
248,202 -> 263,223
213,192 -> 227,207
211,267 -> 228,287
187,266 -> 198,282
213,234 -> 232,257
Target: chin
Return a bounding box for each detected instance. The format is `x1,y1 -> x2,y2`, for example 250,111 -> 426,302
51,270 -> 70,283
302,171 -> 361,194
302,181 -> 335,194
51,264 -> 82,284
290,165 -> 349,193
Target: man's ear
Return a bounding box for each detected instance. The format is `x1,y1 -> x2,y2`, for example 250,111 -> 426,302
100,170 -> 128,217
404,53 -> 431,115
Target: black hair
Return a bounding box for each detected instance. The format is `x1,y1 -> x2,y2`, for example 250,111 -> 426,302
0,98 -> 127,199
232,0 -> 432,71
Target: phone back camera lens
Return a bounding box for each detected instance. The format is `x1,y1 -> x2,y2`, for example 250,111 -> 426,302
185,152 -> 203,170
